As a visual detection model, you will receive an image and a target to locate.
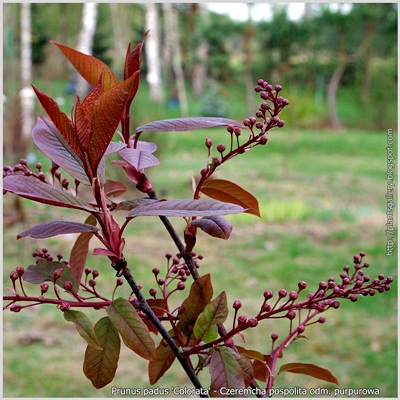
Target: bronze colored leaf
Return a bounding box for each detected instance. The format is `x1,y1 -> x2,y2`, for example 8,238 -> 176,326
210,347 -> 246,397
106,298 -> 156,360
201,179 -> 261,217
83,317 -> 121,389
148,337 -> 177,385
64,310 -> 102,350
178,274 -> 213,336
194,292 -> 228,342
69,214 -> 97,285
278,362 -> 339,385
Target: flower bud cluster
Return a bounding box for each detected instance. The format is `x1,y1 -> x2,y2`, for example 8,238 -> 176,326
32,248 -> 69,265
3,159 -> 49,189
151,252 -> 204,299
257,253 -> 392,326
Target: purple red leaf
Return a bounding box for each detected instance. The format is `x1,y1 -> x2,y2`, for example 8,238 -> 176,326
136,117 -> 245,133
190,216 -> 233,240
210,347 -> 246,396
118,147 -> 160,170
23,260 -> 79,292
3,175 -> 97,212
17,220 -> 99,239
32,117 -> 90,184
128,199 -> 245,218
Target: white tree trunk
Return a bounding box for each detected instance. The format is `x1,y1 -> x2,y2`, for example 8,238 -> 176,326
192,4 -> 209,99
76,3 -> 98,98
163,3 -> 188,117
20,3 -> 34,142
145,3 -> 163,103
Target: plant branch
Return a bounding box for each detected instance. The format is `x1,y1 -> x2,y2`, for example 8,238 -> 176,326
121,268 -> 207,397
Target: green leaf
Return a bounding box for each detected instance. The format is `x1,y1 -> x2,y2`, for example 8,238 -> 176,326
177,274 -> 213,336
194,292 -> 228,342
23,260 -> 79,292
278,362 -> 339,385
106,298 -> 156,361
83,317 -> 121,389
64,310 -> 102,350
148,337 -> 177,385
201,179 -> 261,217
69,215 -> 97,285
210,347 -> 246,397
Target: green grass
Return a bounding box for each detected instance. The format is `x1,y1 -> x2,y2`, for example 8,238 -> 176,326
3,127 -> 397,397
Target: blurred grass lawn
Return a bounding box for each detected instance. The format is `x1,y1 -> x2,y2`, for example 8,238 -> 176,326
3,128 -> 397,397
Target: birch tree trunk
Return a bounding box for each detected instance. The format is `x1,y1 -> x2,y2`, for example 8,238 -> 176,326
19,3 -> 34,144
191,4 -> 209,99
76,3 -> 98,98
145,3 -> 164,103
327,61 -> 346,130
163,3 -> 188,117
244,3 -> 255,115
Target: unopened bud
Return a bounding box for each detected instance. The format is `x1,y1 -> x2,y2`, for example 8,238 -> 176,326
263,290 -> 273,300
10,271 -> 19,282
63,281 -> 73,291
286,310 -> 296,320
297,325 -> 305,333
271,333 -> 279,341
41,283 -> 49,294
232,300 -> 242,310
10,304 -> 22,312
205,138 -> 212,149
289,291 -> 298,301
92,270 -> 99,278
149,288 -> 157,297
116,278 -> 124,286
217,143 -> 226,153
177,281 -> 185,291
278,289 -> 287,298
225,338 -> 235,348
60,302 -> 70,311
53,268 -> 63,281
248,317 -> 258,327
237,315 -> 247,325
